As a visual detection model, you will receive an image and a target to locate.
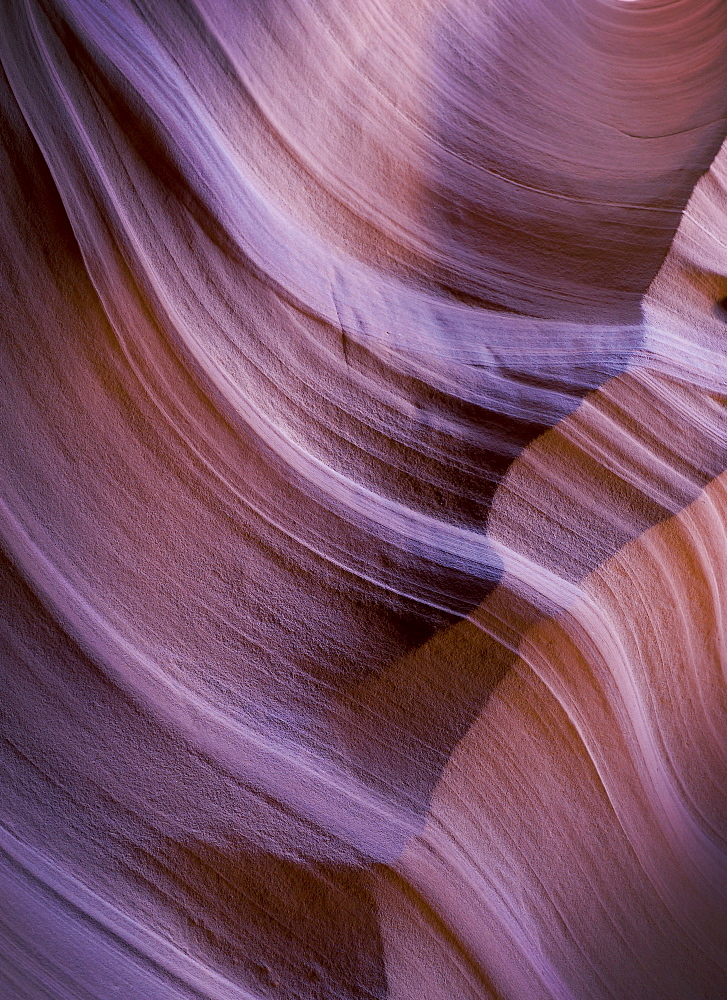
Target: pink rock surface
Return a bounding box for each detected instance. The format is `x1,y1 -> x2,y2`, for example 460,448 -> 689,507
1,1 -> 727,997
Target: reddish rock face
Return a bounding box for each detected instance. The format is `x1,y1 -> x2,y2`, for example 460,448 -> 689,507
1,1 -> 727,998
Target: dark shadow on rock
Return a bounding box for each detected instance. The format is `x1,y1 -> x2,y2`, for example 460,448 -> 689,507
158,840 -> 388,1000
332,0 -> 727,816
424,0 -> 727,322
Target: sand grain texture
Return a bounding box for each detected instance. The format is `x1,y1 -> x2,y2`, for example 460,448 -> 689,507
1,0 -> 727,997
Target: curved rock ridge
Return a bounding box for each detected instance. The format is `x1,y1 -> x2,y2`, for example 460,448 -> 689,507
1,1 -> 727,998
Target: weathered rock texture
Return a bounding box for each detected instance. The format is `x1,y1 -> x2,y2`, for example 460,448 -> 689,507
2,1 -> 727,997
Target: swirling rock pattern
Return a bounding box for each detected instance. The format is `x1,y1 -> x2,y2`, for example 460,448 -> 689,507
1,0 -> 727,997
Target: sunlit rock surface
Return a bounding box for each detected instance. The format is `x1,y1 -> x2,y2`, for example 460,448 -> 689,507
2,1 -> 727,997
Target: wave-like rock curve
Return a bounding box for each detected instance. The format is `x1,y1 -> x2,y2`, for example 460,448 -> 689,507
1,0 -> 727,997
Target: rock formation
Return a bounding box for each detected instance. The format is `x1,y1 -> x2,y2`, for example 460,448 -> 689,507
1,1 -> 727,997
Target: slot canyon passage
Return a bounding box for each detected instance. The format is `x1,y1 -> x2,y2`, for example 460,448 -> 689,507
2,0 -> 727,997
